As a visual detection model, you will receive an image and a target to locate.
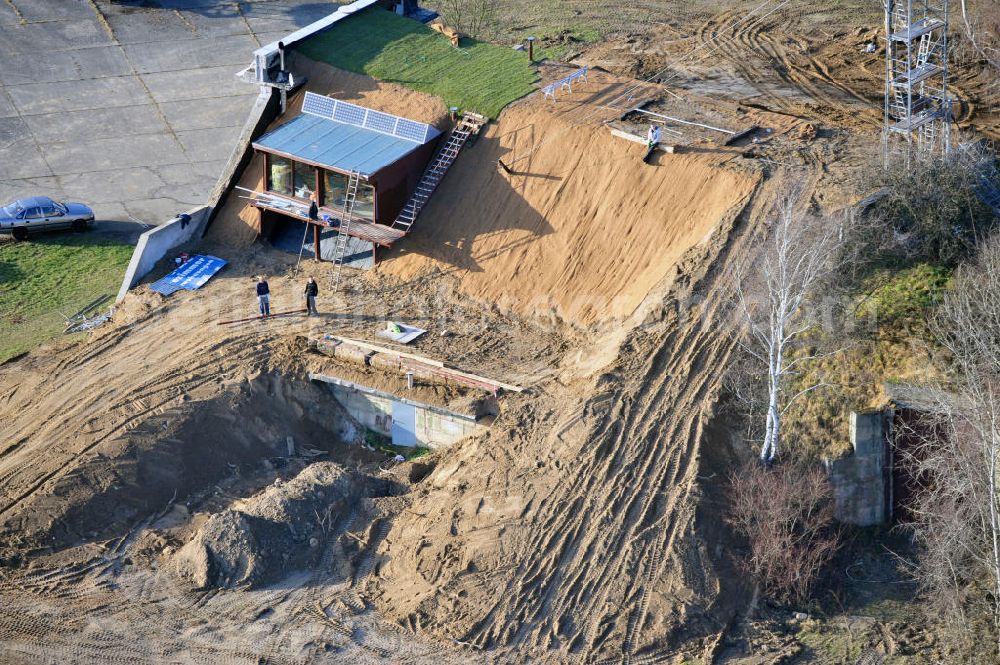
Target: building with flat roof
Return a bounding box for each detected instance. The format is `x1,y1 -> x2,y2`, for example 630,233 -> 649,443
250,92 -> 441,250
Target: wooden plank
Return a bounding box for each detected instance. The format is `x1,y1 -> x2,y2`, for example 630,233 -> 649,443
331,335 -> 525,393
332,336 -> 445,367
610,128 -> 676,154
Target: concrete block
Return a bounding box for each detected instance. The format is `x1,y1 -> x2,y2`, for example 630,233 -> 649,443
9,0 -> 95,22
0,135 -> 51,180
332,344 -> 371,366
160,97 -> 255,132
176,126 -> 245,163
124,33 -> 258,74
1,18 -> 110,54
0,46 -> 131,87
116,205 -> 212,302
851,410 -> 885,457
141,66 -> 251,104
43,133 -> 187,175
826,411 -> 889,526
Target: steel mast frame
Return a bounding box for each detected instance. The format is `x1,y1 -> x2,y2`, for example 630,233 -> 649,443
883,0 -> 952,167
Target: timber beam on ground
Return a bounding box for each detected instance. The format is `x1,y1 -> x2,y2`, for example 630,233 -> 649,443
313,335 -> 524,395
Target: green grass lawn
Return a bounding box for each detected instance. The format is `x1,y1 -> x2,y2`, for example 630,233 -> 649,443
0,235 -> 133,363
297,7 -> 538,118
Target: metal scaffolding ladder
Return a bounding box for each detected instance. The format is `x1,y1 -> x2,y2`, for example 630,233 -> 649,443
330,170 -> 361,292
391,112 -> 487,233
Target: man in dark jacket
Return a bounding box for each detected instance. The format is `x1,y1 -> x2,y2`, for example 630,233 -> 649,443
304,277 -> 318,315
256,276 -> 271,317
308,191 -> 319,222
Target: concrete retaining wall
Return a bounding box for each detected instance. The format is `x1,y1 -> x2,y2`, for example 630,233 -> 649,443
115,205 -> 212,302
825,411 -> 889,526
309,373 -> 479,449
205,88 -> 281,229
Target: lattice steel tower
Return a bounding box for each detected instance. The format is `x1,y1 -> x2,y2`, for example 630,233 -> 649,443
883,0 -> 952,166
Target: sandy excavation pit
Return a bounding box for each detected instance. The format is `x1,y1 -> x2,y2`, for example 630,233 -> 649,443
0,372 -> 367,563
0,46 -> 817,665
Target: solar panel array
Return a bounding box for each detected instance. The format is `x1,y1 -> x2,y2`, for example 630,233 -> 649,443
302,92 -> 436,143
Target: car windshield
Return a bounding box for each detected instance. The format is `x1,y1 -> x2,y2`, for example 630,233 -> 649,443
3,202 -> 24,216
55,202 -> 68,213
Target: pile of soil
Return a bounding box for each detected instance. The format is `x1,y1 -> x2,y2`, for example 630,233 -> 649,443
173,461 -> 395,590
0,371 -> 353,557
379,68 -> 760,325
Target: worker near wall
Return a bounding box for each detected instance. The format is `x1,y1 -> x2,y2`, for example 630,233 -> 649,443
256,276 -> 271,317
304,277 -> 319,316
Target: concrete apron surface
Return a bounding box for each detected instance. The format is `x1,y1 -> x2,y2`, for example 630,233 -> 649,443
0,0 -> 333,227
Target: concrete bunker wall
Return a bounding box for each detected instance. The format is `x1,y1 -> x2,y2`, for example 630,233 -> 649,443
825,411 -> 890,526
310,373 -> 479,449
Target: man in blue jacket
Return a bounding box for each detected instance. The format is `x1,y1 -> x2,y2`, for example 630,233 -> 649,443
256,276 -> 271,317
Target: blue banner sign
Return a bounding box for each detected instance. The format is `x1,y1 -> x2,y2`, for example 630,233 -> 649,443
149,255 -> 227,296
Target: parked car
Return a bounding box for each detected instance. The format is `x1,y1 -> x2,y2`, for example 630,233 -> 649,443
0,196 -> 95,240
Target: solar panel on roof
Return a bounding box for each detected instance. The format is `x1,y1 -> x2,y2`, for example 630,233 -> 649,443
333,101 -> 366,126
299,92 -> 437,145
366,110 -> 397,135
396,118 -> 429,143
302,93 -> 335,119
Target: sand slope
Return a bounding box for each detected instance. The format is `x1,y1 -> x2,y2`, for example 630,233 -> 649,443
380,70 -> 758,325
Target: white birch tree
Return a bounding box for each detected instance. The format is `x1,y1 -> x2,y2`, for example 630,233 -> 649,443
735,190 -> 841,463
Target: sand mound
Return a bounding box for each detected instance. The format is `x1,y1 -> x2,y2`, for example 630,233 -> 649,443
206,55 -> 451,248
0,372 -> 352,555
379,71 -> 759,325
174,461 -> 393,590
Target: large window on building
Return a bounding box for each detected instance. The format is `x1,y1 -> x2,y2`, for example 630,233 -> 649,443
267,155 -> 292,196
293,161 -> 315,199
321,169 -> 374,220
354,183 -> 375,220
322,170 -> 347,209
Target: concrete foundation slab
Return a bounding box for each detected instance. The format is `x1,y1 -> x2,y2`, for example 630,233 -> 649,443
123,33 -> 259,73
0,46 -> 132,86
7,76 -> 150,115
141,66 -> 254,103
44,133 -> 188,175
22,106 -> 166,144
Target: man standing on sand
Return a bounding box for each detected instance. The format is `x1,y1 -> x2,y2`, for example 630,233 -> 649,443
256,276 -> 271,317
304,277 -> 319,316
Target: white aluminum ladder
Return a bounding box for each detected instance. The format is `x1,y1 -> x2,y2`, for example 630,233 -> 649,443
391,112 -> 487,233
330,170 -> 361,292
